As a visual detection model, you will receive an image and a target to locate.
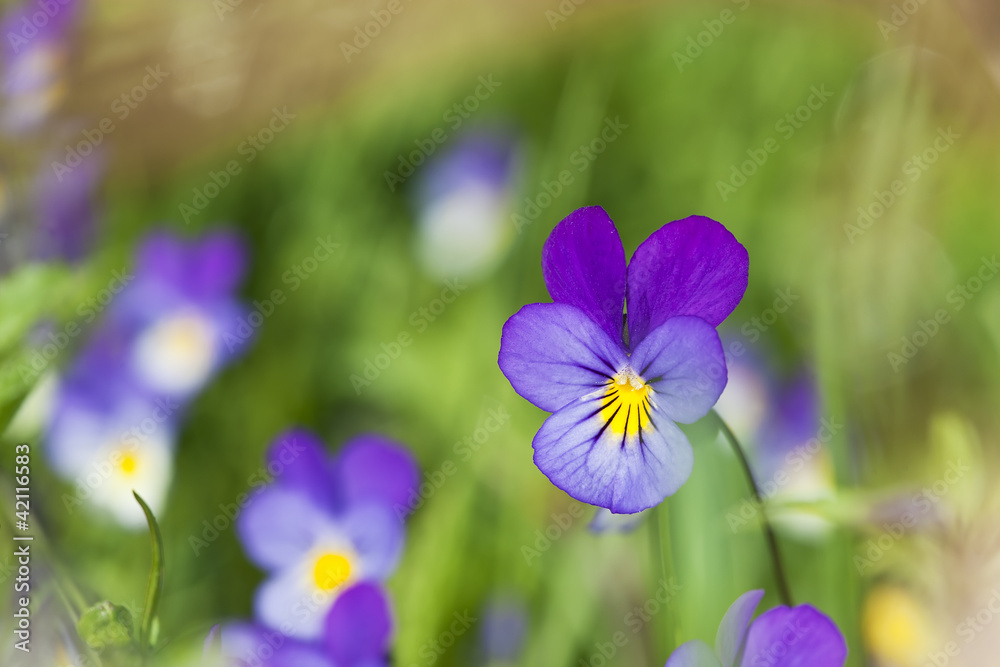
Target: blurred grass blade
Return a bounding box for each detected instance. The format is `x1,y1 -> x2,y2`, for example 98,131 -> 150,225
133,491 -> 164,655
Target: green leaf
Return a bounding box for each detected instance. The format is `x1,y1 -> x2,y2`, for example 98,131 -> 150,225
76,601 -> 135,650
133,491 -> 165,655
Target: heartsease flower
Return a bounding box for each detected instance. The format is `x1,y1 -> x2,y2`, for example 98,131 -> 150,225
236,429 -> 418,640
218,582 -> 393,667
664,589 -> 847,667
498,206 -> 748,513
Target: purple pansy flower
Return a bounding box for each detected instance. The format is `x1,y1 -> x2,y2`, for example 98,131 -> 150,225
218,582 -> 393,667
414,129 -> 520,280
498,206 -> 748,513
236,430 -> 418,640
108,229 -> 250,399
665,589 -> 847,667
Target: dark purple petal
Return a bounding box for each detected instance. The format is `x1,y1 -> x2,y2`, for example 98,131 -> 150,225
740,604 -> 847,667
626,216 -> 748,345
236,486 -> 334,570
342,503 -> 405,579
267,428 -> 336,510
324,582 -> 392,667
531,393 -> 694,512
135,231 -> 187,288
499,303 -> 626,413
715,590 -> 764,667
34,148 -> 103,262
191,230 -> 248,298
629,316 -> 727,424
334,435 -> 419,513
665,640 -> 723,667
542,206 -> 627,342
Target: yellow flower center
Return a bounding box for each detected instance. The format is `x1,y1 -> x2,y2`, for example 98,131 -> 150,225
600,367 -> 652,436
312,553 -> 352,592
119,453 -> 138,476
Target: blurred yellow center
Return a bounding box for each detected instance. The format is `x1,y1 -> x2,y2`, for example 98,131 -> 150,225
119,453 -> 138,476
601,368 -> 652,436
164,315 -> 213,359
862,586 -> 930,666
312,553 -> 352,591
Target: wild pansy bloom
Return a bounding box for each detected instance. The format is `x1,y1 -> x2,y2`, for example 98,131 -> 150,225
45,341 -> 176,528
108,230 -> 250,399
478,596 -> 528,664
499,206 -> 748,513
414,129 -> 519,281
665,589 -> 847,667
0,0 -> 81,133
236,430 -> 418,639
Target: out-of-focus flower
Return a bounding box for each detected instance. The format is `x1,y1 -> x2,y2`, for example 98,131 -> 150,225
110,229 -> 250,399
498,206 -> 747,513
33,147 -> 103,261
862,584 -> 934,667
414,129 -> 519,281
664,589 -> 847,667
236,430 -> 418,639
0,0 -> 82,133
45,346 -> 176,528
714,344 -> 771,445
478,596 -> 528,664
218,582 -> 394,667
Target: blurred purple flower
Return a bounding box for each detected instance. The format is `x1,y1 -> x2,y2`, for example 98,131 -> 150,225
414,129 -> 519,280
1,0 -> 83,133
479,596 -> 528,663
33,146 -> 103,261
664,590 -> 847,667
107,229 -> 251,399
498,206 -> 748,513
236,429 -> 418,639
217,583 -> 393,667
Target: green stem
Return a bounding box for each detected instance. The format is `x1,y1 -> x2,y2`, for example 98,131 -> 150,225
649,504 -> 677,652
710,410 -> 794,607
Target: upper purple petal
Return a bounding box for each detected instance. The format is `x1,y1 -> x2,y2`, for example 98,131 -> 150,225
267,428 -> 336,510
542,206 -> 627,342
665,639 -> 723,667
499,302 -> 627,413
715,590 -> 765,667
343,503 -> 405,580
740,604 -> 847,667
629,316 -> 728,424
333,435 -> 419,513
626,216 -> 748,345
324,582 -> 392,667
